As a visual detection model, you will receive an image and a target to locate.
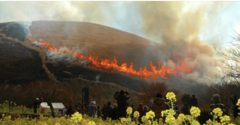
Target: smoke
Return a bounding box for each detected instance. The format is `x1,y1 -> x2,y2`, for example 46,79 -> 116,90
96,74 -> 101,82
47,49 -> 76,63
136,2 -> 231,84
1,1 -> 240,84
30,41 -> 87,65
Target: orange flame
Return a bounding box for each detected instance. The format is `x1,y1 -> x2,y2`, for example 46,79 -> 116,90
29,38 -> 192,79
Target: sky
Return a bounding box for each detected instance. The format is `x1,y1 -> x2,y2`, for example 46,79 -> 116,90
1,1 -> 240,84
1,1 -> 240,44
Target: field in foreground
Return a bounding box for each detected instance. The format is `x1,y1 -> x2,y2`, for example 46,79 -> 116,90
0,92 -> 239,125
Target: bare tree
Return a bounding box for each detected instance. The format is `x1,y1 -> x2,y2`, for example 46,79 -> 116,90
21,81 -> 65,117
139,82 -> 180,105
220,34 -> 240,84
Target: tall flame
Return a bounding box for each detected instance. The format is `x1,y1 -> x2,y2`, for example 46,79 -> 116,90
29,38 -> 192,79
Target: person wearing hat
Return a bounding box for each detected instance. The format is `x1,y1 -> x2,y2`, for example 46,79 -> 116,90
88,101 -> 97,117
33,97 -> 40,113
208,94 -> 227,118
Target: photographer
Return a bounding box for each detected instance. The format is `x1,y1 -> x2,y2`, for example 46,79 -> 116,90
114,90 -> 130,118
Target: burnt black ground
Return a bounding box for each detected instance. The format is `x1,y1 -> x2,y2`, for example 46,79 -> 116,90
0,37 -> 48,84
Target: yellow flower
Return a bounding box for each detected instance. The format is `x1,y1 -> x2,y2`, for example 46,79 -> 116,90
165,114 -> 176,124
55,123 -> 61,125
126,107 -> 133,115
220,115 -> 231,123
70,112 -> 82,123
185,115 -> 192,121
191,120 -> 200,125
212,108 -> 223,117
147,120 -> 152,124
5,116 -> 11,120
177,113 -> 186,122
206,119 -> 213,125
141,116 -> 147,122
88,121 -> 96,125
161,110 -> 166,117
190,106 -> 201,117
237,99 -> 240,110
146,110 -> 155,119
121,118 -> 127,123
166,92 -> 176,102
133,111 -> 140,118
237,99 -> 240,106
127,117 -> 131,122
169,109 -> 176,116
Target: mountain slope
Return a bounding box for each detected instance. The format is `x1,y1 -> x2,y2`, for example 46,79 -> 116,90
0,21 -> 156,91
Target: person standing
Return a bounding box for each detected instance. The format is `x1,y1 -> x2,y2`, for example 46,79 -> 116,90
150,93 -> 170,121
63,106 -> 68,116
33,98 -> 40,113
131,105 -> 136,119
97,106 -> 101,118
190,95 -> 198,107
143,105 -> 149,116
66,106 -> 74,116
181,103 -> 190,115
102,101 -> 112,120
111,103 -> 118,120
114,90 -> 130,118
88,101 -> 97,117
209,94 -> 227,120
137,103 -> 144,121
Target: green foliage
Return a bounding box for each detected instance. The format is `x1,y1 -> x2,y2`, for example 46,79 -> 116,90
0,100 -> 40,115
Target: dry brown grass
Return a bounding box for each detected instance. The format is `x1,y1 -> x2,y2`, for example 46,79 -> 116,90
27,21 -> 161,69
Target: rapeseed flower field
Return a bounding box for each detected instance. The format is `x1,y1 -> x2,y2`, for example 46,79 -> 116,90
0,92 -> 239,125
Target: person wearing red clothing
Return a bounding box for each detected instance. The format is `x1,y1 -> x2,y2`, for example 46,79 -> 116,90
137,103 -> 144,122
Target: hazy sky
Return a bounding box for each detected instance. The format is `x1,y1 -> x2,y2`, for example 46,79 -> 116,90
0,1 -> 240,45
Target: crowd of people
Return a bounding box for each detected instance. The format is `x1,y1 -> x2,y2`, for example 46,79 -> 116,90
34,90 -> 240,122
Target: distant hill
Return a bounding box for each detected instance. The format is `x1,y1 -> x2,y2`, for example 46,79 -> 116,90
0,21 -> 161,91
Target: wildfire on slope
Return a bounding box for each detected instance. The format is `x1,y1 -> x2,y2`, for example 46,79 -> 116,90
29,38 -> 192,79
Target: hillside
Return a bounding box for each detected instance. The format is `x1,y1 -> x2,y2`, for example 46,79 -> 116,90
0,21 -> 156,91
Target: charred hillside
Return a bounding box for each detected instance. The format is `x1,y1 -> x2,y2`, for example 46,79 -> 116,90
46,62 -> 148,90
0,22 -> 150,91
0,23 -> 48,84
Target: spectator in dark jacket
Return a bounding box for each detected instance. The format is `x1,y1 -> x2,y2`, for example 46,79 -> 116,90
102,101 -> 112,120
66,106 -> 74,116
143,105 -> 149,116
190,95 -> 198,107
97,106 -> 101,118
114,90 -> 130,118
131,105 -> 136,119
181,103 -> 190,115
33,98 -> 40,113
209,94 -> 227,120
111,103 -> 118,120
